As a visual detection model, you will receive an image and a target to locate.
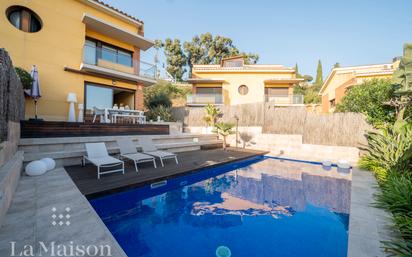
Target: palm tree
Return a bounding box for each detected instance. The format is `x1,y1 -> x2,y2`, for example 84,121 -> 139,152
202,104 -> 221,127
214,122 -> 235,150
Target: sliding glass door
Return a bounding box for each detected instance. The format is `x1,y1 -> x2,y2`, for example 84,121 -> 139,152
85,84 -> 113,110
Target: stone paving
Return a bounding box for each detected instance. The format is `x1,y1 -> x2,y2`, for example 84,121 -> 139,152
347,168 -> 397,257
0,168 -> 126,257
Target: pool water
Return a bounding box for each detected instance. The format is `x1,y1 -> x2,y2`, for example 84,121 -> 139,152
91,156 -> 351,257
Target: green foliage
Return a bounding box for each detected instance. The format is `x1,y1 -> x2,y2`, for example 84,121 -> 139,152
145,92 -> 171,109
202,104 -> 221,127
14,67 -> 33,90
335,79 -> 396,126
375,173 -> 412,256
390,43 -> 412,121
158,33 -> 259,77
293,83 -> 321,104
315,60 -> 323,85
213,122 -> 235,150
163,39 -> 187,81
333,62 -> 341,68
146,105 -> 174,122
303,75 -> 313,82
359,122 -> 412,182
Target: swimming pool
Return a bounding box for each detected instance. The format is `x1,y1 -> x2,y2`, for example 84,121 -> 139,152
91,156 -> 351,257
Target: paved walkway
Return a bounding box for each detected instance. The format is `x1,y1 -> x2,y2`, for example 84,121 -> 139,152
347,168 -> 397,257
0,168 -> 126,257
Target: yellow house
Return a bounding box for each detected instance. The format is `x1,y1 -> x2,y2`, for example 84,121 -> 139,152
319,60 -> 399,113
0,0 -> 156,121
188,56 -> 304,106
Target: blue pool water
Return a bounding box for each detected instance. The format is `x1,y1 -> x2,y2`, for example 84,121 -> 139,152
91,156 -> 351,257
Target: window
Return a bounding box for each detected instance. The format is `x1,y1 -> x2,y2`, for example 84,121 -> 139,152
265,87 -> 289,96
238,85 -> 249,95
85,84 -> 114,110
6,6 -> 42,33
329,99 -> 336,108
196,87 -> 222,95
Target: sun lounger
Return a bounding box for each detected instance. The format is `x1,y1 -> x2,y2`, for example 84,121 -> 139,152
82,142 -> 124,179
138,137 -> 178,167
116,138 -> 157,172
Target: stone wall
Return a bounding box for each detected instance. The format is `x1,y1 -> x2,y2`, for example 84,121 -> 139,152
0,48 -> 24,142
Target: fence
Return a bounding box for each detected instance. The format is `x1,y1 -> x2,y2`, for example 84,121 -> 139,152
171,103 -> 371,147
0,48 -> 25,141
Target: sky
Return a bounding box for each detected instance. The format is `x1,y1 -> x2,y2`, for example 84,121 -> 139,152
105,0 -> 412,78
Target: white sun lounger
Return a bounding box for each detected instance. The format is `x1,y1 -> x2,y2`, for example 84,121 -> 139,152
139,137 -> 178,167
82,142 -> 124,179
116,138 -> 157,172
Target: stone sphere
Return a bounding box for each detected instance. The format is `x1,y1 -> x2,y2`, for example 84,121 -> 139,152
25,161 -> 47,176
337,160 -> 350,169
40,158 -> 56,171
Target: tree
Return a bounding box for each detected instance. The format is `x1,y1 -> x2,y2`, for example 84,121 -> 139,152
335,79 -> 396,126
163,38 -> 187,81
15,67 -> 33,90
315,60 -> 323,85
294,63 -> 302,78
389,43 -> 412,120
182,33 -> 259,75
202,104 -> 221,127
214,122 -> 235,150
333,62 -> 341,68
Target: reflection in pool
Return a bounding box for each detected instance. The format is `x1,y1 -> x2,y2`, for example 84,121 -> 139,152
91,156 -> 351,257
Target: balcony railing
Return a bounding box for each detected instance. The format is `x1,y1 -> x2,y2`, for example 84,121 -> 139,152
83,44 -> 156,80
265,94 -> 304,105
186,94 -> 223,105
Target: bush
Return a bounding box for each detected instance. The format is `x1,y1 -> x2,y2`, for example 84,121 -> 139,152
335,79 -> 395,126
145,92 -> 172,109
359,122 -> 412,182
14,67 -> 33,90
375,173 -> 412,256
146,105 -> 174,122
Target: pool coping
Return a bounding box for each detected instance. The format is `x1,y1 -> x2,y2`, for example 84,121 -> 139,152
347,168 -> 397,257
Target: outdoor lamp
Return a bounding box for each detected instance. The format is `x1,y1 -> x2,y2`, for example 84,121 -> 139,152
78,103 -> 84,122
67,93 -> 77,122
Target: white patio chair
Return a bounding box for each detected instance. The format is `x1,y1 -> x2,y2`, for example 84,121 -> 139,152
82,143 -> 124,179
92,107 -> 105,123
139,137 -> 178,167
116,138 -> 157,172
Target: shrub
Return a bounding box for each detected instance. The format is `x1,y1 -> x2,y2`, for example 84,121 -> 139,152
145,92 -> 172,109
375,173 -> 412,256
335,79 -> 395,126
14,67 -> 33,90
146,105 -> 174,122
213,122 -> 234,150
359,122 -> 412,182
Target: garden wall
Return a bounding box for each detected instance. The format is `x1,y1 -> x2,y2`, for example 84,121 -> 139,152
172,103 -> 371,147
0,48 -> 25,228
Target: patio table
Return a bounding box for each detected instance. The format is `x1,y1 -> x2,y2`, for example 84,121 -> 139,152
103,108 -> 145,124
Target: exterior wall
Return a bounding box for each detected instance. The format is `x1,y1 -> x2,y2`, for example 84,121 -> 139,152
321,94 -> 329,113
0,0 -> 142,121
192,71 -> 295,105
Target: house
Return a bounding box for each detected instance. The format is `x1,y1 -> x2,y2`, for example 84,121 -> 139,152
0,0 -> 156,121
187,56 -> 304,106
319,60 -> 399,113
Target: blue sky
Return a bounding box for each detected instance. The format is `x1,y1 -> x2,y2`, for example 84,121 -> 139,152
105,0 -> 412,78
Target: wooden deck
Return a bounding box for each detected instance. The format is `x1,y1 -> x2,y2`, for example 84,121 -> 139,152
65,148 -> 268,199
20,120 -> 169,138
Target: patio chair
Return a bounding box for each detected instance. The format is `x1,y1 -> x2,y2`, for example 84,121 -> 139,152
139,137 -> 178,167
92,107 -> 105,123
82,142 -> 124,179
116,138 -> 157,172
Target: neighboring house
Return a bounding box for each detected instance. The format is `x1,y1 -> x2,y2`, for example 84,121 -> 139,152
187,56 -> 304,106
319,60 -> 399,113
0,0 -> 155,121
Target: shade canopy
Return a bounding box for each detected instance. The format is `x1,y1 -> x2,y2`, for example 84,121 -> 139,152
30,65 -> 41,100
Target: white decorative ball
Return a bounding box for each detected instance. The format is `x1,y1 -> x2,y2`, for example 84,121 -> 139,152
25,161 -> 47,176
337,160 -> 350,169
322,160 -> 332,167
40,158 -> 56,171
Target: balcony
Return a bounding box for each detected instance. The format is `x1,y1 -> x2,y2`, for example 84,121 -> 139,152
81,44 -> 156,85
265,94 -> 304,105
186,94 -> 223,106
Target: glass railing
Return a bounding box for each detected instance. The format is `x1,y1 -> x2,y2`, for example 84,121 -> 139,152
186,94 -> 223,105
83,44 -> 156,80
265,94 -> 304,104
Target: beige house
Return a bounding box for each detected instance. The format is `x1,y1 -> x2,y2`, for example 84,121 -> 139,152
187,56 -> 304,106
319,60 -> 399,113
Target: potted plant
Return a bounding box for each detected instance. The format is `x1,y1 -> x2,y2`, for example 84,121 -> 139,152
214,122 -> 234,150
202,104 -> 221,134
